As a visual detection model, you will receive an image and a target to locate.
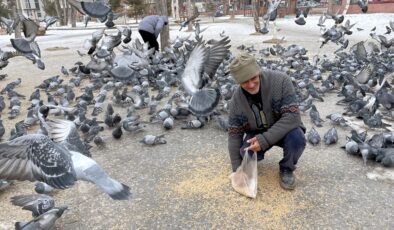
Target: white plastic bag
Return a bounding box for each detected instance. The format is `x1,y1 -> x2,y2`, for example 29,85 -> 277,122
230,149 -> 258,198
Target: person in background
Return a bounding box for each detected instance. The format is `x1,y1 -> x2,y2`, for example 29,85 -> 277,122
228,53 -> 306,190
138,15 -> 168,51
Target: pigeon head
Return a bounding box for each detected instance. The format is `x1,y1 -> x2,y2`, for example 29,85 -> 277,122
56,206 -> 68,217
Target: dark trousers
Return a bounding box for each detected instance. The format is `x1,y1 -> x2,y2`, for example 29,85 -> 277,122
240,127 -> 306,172
138,30 -> 159,51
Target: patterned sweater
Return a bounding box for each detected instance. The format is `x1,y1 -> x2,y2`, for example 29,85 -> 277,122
228,69 -> 305,172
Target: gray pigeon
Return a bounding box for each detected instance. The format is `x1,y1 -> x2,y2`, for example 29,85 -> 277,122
307,127 -> 321,146
15,206 -> 68,230
0,179 -> 13,191
11,194 -> 55,217
343,139 -> 359,156
323,127 -> 338,145
140,134 -> 166,145
0,134 -> 77,189
44,119 -> 130,199
309,105 -> 324,127
181,36 -> 230,116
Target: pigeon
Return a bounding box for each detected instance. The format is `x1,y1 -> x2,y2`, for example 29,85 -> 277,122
357,0 -> 368,13
140,134 -> 166,145
112,125 -> 123,139
0,179 -> 13,191
179,6 -> 199,31
181,119 -> 204,129
67,0 -> 114,28
10,14 -> 45,70
181,36 -> 230,116
294,7 -> 310,26
309,105 -> 324,127
307,127 -> 321,146
342,138 -> 359,155
122,26 -> 132,43
0,134 -> 77,189
11,194 -> 55,217
15,206 -> 68,230
61,66 -> 69,76
0,16 -> 17,34
41,16 -> 58,30
0,119 -> 5,140
35,182 -> 55,194
323,127 -> 338,145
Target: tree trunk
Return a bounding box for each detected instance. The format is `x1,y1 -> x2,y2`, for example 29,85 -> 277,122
11,0 -> 21,38
63,0 -> 68,26
187,0 -> 193,31
54,0 -> 64,25
157,0 -> 169,51
253,0 -> 260,32
70,4 -> 76,27
230,1 -> 235,20
342,0 -> 351,15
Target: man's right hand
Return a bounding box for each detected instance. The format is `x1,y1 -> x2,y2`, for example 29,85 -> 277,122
246,137 -> 261,152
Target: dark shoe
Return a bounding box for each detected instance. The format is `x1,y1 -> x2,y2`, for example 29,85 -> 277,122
280,170 -> 296,190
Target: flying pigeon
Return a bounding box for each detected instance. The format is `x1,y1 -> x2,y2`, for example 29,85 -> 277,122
181,36 -> 230,116
14,206 -> 68,230
11,194 -> 55,217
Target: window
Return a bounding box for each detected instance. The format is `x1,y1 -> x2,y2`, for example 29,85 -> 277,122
34,0 -> 40,10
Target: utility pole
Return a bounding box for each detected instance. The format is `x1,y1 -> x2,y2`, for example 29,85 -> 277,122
157,0 -> 169,51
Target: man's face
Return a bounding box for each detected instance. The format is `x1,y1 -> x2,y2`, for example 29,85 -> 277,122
240,74 -> 260,95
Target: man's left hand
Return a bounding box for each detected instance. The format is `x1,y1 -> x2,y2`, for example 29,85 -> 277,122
246,137 -> 261,152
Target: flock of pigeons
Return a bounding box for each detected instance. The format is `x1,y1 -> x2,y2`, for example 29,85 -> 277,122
0,1 -> 394,229
260,0 -> 371,34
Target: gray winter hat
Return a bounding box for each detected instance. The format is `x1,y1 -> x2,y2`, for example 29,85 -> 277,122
229,53 -> 261,84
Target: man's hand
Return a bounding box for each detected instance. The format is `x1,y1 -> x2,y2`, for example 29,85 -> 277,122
246,137 -> 261,152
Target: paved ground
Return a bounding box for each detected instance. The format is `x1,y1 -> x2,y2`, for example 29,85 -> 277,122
0,15 -> 393,229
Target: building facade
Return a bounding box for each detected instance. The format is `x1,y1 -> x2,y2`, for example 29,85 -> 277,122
15,0 -> 46,20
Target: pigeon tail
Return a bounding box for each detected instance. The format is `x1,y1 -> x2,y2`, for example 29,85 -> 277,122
188,88 -> 220,116
105,21 -> 115,28
108,183 -> 132,200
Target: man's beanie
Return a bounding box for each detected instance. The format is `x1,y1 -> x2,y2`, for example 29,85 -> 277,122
229,53 -> 261,84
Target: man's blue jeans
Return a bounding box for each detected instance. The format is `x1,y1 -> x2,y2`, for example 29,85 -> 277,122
240,127 -> 306,172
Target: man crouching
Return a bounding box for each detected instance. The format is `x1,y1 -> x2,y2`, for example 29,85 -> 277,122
228,53 -> 306,190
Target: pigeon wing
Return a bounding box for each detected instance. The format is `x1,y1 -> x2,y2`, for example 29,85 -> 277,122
0,134 -> 76,189
46,119 -> 91,157
20,16 -> 39,38
11,194 -> 54,214
10,38 -> 33,54
81,1 -> 111,18
203,36 -> 231,78
66,0 -> 85,15
181,43 -> 207,94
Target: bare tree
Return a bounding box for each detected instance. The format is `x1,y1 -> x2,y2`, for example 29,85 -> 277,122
253,0 -> 261,32
62,0 -> 68,25
342,0 -> 351,15
70,3 -> 76,27
10,0 -> 21,38
54,0 -> 65,25
157,0 -> 169,51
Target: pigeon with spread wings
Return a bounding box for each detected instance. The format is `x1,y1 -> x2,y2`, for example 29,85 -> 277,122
10,14 -> 45,70
181,36 -> 231,116
67,0 -> 115,28
0,134 -> 77,189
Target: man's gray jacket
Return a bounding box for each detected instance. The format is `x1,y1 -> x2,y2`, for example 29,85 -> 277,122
138,15 -> 168,38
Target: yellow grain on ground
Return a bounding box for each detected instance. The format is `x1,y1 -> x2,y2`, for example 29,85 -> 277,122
172,152 -> 310,229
